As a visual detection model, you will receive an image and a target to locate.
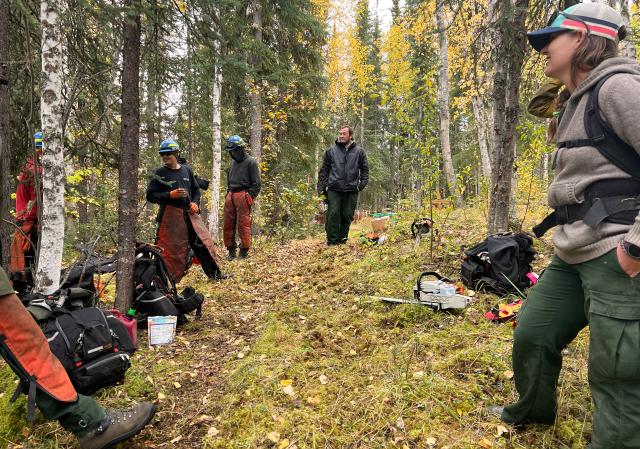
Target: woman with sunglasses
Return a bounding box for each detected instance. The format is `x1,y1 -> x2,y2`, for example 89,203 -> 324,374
499,4 -> 640,448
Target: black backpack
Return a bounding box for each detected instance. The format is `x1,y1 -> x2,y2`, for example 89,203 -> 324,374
42,308 -> 136,394
133,245 -> 204,322
461,232 -> 536,295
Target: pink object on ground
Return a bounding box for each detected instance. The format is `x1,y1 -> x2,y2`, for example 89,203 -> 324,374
526,272 -> 539,285
108,309 -> 137,347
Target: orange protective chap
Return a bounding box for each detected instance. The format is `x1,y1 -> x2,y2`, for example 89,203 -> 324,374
223,191 -> 253,249
0,292 -> 77,403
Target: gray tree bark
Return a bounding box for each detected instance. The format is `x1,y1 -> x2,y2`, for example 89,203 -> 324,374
488,0 -> 529,234
0,0 -> 11,269
115,0 -> 141,311
249,0 -> 263,163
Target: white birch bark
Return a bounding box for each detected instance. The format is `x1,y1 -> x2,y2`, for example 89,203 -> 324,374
35,0 -> 66,294
435,3 -> 462,207
208,10 -> 223,241
472,95 -> 492,179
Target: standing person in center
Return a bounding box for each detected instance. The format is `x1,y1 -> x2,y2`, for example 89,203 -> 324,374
146,138 -> 224,281
223,135 -> 261,260
317,126 -> 369,245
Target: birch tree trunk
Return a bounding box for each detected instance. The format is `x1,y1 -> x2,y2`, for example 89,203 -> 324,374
249,0 -> 263,163
488,0 -> 529,234
35,0 -> 66,294
617,0 -> 636,59
472,95 -> 491,179
0,0 -> 11,269
435,3 -> 462,207
208,5 -> 223,241
115,0 -> 141,311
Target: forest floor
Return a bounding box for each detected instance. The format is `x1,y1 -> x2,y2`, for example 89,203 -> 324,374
1,206 -> 593,449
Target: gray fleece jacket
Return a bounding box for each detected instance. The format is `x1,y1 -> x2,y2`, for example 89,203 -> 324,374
549,57 -> 640,264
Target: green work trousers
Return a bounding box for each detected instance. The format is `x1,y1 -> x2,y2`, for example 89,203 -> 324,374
37,391 -> 105,436
502,250 -> 640,449
325,190 -> 358,244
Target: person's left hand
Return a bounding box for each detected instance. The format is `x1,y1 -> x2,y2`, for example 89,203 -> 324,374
616,241 -> 640,277
189,202 -> 199,215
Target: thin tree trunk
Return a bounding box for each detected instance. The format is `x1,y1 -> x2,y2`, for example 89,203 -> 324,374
542,152 -> 549,185
115,0 -> 141,311
618,0 -> 636,59
472,95 -> 491,179
35,0 -> 66,294
186,26 -> 194,161
208,7 -> 223,241
145,69 -> 155,151
360,97 -> 365,149
0,0 -> 11,269
249,0 -> 263,163
488,0 -> 529,234
435,3 -> 462,208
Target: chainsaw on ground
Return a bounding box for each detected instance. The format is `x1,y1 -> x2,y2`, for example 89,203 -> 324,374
375,271 -> 472,311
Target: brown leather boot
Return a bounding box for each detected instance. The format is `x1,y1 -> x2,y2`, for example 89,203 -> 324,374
78,402 -> 156,449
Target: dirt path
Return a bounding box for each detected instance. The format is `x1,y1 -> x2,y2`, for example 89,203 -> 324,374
127,238 -> 332,448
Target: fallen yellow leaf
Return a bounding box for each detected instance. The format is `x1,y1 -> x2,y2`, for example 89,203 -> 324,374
478,438 -> 493,448
267,431 -> 280,443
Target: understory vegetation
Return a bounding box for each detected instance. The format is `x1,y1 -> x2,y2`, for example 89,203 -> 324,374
1,205 -> 592,449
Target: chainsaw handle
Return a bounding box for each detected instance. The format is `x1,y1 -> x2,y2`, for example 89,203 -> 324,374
416,271 -> 453,290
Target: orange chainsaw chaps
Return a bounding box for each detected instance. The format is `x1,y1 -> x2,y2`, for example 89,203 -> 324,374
0,293 -> 77,403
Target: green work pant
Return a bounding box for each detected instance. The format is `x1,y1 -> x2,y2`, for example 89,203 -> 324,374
37,390 -> 105,436
502,250 -> 640,449
325,190 -> 358,244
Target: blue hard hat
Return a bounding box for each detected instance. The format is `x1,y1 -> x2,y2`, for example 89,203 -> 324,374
159,138 -> 180,153
34,131 -> 43,148
226,135 -> 246,150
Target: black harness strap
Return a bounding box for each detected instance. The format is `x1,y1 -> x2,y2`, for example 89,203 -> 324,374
535,73 -> 640,237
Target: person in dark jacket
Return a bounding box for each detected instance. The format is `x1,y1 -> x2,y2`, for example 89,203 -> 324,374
146,138 -> 224,281
223,135 -> 261,260
317,126 -> 369,245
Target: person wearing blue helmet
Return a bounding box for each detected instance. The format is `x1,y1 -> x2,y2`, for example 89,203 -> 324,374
8,132 -> 44,294
146,139 -> 224,280
223,135 -> 261,260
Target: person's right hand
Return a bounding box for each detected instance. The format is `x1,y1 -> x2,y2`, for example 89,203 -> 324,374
169,188 -> 188,199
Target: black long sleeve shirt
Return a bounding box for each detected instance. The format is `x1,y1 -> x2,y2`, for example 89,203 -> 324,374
227,153 -> 261,198
146,164 -> 201,211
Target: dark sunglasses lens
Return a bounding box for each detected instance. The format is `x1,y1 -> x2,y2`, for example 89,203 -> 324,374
160,152 -> 175,157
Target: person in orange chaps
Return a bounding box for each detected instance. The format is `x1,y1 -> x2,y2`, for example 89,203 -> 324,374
223,135 -> 261,260
0,266 -> 155,448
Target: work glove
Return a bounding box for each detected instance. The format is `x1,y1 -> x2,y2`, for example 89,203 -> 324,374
189,202 -> 199,214
169,188 -> 187,199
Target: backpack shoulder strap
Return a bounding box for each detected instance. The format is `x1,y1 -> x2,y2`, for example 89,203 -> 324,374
559,73 -> 640,179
